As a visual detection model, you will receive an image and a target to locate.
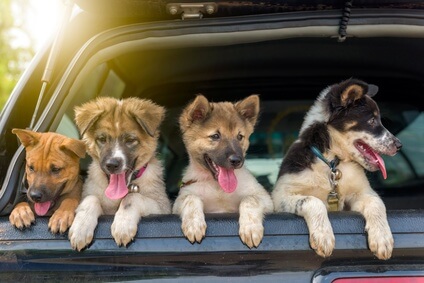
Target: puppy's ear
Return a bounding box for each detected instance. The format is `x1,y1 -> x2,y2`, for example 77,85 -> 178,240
330,79 -> 378,109
129,98 -> 166,137
340,84 -> 365,107
366,84 -> 379,98
339,79 -> 379,107
12,128 -> 41,148
74,104 -> 104,137
179,94 -> 211,132
235,94 -> 260,127
60,138 -> 86,159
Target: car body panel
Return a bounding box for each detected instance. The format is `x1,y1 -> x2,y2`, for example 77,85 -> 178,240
0,1 -> 423,281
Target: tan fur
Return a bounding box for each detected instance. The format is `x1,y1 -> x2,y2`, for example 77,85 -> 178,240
341,85 -> 363,106
173,94 -> 274,248
68,97 -> 171,251
273,122 -> 396,260
10,129 -> 86,234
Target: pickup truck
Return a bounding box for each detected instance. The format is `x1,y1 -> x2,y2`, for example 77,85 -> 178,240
1,0 -> 423,282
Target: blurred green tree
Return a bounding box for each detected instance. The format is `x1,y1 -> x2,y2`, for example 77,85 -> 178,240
0,0 -> 34,111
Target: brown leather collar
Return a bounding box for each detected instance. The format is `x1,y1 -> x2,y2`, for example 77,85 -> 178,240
180,179 -> 197,188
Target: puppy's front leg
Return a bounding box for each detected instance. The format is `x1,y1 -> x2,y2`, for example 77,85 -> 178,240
239,195 -> 267,248
9,202 -> 35,229
283,195 -> 335,257
49,197 -> 79,234
174,194 -> 206,244
349,192 -> 393,260
111,193 -> 162,247
68,195 -> 103,251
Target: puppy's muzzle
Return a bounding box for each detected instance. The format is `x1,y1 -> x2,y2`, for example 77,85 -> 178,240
105,157 -> 124,174
228,154 -> 243,169
29,187 -> 45,203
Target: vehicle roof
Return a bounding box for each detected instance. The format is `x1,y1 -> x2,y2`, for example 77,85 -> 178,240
74,0 -> 424,19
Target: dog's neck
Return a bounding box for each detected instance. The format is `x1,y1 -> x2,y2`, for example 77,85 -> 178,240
132,164 -> 148,181
310,146 -> 339,170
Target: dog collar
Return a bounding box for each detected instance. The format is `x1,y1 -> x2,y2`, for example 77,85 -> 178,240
180,179 -> 197,188
310,146 -> 339,171
133,164 -> 147,179
310,146 -> 342,211
128,164 -> 148,193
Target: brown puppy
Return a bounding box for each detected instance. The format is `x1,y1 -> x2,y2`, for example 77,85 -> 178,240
10,129 -> 86,234
69,97 -> 171,251
173,94 -> 274,248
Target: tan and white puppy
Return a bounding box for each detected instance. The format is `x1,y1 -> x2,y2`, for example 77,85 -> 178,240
272,78 -> 402,260
68,97 -> 171,251
10,129 -> 86,233
173,94 -> 274,248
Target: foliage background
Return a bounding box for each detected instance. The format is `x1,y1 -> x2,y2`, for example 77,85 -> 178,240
0,0 -> 35,111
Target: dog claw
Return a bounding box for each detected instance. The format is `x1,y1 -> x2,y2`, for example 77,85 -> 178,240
239,223 -> 264,249
9,206 -> 35,230
309,231 -> 335,258
49,210 -> 75,234
182,217 -> 207,244
367,226 -> 394,260
111,219 -> 138,248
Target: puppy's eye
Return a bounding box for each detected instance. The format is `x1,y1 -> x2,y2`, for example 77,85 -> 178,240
51,166 -> 62,174
96,136 -> 107,145
28,165 -> 34,172
125,137 -> 138,145
209,133 -> 220,141
368,117 -> 376,126
237,133 -> 244,141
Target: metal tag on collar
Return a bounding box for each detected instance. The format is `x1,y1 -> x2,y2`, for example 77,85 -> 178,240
328,169 -> 342,211
128,184 -> 140,193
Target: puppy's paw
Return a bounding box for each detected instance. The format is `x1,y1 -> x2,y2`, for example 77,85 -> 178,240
9,204 -> 35,229
181,214 -> 207,244
239,221 -> 264,248
309,226 -> 335,258
367,225 -> 394,260
111,217 -> 138,247
49,209 -> 75,234
68,217 -> 96,251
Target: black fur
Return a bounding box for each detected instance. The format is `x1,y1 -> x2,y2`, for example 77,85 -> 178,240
278,78 -> 389,179
278,122 -> 330,176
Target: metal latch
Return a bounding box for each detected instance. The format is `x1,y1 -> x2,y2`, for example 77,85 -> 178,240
167,3 -> 217,20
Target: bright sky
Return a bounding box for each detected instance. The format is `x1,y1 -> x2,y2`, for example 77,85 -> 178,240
11,0 -> 63,51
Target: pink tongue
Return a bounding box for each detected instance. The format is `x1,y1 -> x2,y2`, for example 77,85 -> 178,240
373,152 -> 387,180
34,201 -> 51,216
105,173 -> 128,200
217,167 -> 237,193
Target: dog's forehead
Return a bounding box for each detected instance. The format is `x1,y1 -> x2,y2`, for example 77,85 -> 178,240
207,103 -> 251,130
365,95 -> 380,115
26,144 -> 68,168
94,112 -> 143,136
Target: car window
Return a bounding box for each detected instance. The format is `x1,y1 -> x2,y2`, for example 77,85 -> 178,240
50,33 -> 424,209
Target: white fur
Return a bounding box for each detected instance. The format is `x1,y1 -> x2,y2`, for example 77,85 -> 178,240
273,90 -> 396,260
299,86 -> 331,134
69,157 -> 171,251
173,160 -> 274,248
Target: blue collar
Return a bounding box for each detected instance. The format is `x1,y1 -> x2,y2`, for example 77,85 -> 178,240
310,145 -> 339,171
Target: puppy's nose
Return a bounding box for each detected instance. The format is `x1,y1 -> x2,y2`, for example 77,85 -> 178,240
29,190 -> 43,202
395,139 -> 402,151
105,158 -> 123,173
229,154 -> 243,168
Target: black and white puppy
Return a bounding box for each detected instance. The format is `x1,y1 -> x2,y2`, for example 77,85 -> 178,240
272,78 -> 402,260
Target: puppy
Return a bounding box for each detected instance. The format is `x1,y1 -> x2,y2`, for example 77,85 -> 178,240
272,78 -> 402,259
173,94 -> 274,248
68,97 -> 171,251
10,129 -> 86,233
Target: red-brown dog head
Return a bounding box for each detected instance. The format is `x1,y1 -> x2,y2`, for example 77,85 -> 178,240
12,129 -> 86,216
